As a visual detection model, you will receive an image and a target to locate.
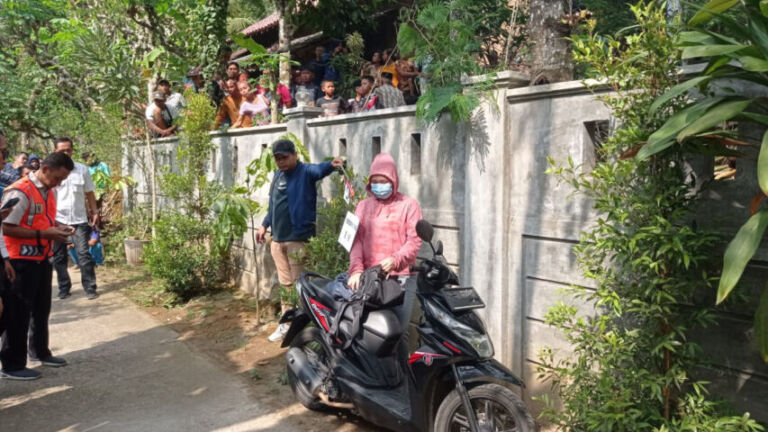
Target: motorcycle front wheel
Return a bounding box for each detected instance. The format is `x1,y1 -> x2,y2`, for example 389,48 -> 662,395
287,327 -> 331,411
433,383 -> 535,432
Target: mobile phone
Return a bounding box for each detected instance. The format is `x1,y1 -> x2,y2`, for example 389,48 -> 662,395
1,197 -> 20,210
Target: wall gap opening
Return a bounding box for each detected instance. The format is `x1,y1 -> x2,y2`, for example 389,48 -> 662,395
372,136 -> 381,157
410,133 -> 422,175
233,144 -> 239,176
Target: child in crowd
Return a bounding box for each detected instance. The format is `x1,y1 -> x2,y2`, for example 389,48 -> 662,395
315,80 -> 349,117
291,67 -> 321,106
68,228 -> 104,267
232,81 -> 270,127
348,78 -> 381,113
20,164 -> 33,178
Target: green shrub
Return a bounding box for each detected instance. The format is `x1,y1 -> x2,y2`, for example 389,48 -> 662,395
301,165 -> 366,277
540,2 -> 764,430
144,212 -> 222,303
142,90 -> 227,302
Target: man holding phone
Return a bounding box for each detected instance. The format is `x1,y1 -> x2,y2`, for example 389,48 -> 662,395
0,152 -> 74,380
51,138 -> 100,300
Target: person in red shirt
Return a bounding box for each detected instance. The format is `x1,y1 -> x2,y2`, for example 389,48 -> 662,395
259,69 -> 292,110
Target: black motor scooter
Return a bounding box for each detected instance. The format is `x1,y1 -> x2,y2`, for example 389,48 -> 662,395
280,220 -> 535,432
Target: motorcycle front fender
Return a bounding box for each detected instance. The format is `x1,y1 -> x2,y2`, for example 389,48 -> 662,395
456,359 -> 525,389
280,309 -> 311,348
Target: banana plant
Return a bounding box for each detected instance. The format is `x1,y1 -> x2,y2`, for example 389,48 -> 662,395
642,0 -> 768,361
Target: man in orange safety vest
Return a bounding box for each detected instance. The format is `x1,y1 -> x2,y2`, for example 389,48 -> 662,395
0,152 -> 75,380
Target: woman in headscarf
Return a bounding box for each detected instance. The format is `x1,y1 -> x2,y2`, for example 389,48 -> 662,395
348,153 -> 422,289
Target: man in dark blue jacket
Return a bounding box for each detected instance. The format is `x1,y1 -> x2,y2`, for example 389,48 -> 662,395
256,139 -> 343,341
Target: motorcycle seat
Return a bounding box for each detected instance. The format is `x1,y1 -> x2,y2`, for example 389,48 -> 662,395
301,273 -> 344,312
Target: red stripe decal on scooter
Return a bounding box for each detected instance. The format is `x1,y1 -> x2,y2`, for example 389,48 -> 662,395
309,298 -> 332,332
442,341 -> 462,354
309,298 -> 330,311
408,351 -> 447,366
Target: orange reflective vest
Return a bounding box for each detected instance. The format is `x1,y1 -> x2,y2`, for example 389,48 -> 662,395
3,176 -> 56,261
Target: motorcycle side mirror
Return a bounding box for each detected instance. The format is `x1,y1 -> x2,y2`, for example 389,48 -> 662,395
416,220 -> 434,243
435,240 -> 443,257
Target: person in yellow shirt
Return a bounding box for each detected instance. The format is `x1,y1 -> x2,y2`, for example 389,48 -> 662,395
212,79 -> 243,129
380,48 -> 399,88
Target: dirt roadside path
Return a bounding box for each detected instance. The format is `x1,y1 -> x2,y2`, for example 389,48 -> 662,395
0,266 -> 381,432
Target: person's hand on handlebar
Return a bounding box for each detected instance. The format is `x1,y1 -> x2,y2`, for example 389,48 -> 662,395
331,157 -> 344,168
348,272 -> 362,290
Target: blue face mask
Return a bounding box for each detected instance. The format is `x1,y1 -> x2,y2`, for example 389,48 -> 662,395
370,182 -> 393,199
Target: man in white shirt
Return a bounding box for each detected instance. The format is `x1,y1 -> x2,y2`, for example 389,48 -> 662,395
51,138 -> 100,300
157,79 -> 185,118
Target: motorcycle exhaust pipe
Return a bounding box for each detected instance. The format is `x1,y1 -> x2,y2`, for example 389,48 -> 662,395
286,347 -> 324,396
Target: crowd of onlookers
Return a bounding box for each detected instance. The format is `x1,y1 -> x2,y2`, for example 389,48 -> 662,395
146,43 -> 426,137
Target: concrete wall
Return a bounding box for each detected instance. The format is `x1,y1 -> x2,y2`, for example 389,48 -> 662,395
125,74 -> 767,421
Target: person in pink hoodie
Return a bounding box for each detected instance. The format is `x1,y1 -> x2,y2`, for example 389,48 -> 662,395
348,153 -> 422,290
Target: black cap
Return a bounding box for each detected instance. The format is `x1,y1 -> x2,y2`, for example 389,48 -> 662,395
352,79 -> 362,87
381,72 -> 393,80
272,139 -> 296,155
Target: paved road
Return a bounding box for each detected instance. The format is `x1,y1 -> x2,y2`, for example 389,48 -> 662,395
0,269 -> 304,432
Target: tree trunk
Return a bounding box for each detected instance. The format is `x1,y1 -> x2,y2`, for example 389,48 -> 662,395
19,132 -> 28,152
145,79 -> 158,237
276,2 -> 293,123
529,0 -> 573,85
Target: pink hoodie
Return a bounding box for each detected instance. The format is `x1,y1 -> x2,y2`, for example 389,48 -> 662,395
349,153 -> 423,276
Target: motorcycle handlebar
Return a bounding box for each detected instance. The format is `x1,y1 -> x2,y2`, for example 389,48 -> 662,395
410,263 -> 441,280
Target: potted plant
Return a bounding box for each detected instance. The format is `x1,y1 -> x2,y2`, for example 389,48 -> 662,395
119,204 -> 152,265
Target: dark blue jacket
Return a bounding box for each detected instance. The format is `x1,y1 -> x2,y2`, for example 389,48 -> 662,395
262,161 -> 335,240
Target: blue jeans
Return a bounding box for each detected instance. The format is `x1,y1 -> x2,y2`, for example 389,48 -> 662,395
52,223 -> 98,295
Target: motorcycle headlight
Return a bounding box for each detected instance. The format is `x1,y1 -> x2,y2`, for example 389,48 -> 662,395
425,300 -> 494,358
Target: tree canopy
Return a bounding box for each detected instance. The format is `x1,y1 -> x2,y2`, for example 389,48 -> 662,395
0,0 -> 227,156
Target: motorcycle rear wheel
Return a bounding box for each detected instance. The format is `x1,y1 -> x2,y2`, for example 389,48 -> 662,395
433,383 -> 535,432
287,327 -> 331,411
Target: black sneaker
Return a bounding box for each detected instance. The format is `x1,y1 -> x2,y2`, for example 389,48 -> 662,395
30,356 -> 67,368
1,368 -> 41,380
86,292 -> 99,300
58,292 -> 71,300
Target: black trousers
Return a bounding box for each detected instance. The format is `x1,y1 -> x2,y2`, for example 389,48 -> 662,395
52,223 -> 98,295
0,269 -> 6,338
0,259 -> 53,372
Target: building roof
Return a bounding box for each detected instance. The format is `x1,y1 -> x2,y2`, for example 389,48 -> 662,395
242,11 -> 279,37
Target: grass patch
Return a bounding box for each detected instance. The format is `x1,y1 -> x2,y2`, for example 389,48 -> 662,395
123,278 -> 178,308
248,368 -> 263,381
277,370 -> 289,386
